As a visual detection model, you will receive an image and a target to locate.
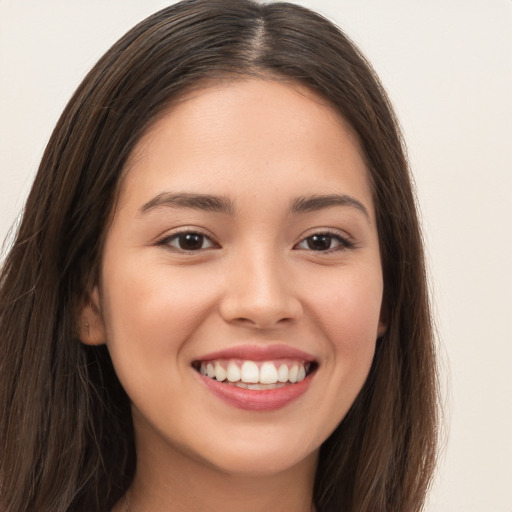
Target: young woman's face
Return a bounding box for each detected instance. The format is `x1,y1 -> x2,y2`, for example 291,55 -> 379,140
88,79 -> 385,477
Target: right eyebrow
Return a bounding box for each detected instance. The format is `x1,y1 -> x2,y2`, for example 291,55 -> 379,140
140,192 -> 236,215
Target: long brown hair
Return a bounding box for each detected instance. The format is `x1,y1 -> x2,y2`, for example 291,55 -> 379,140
0,1 -> 438,510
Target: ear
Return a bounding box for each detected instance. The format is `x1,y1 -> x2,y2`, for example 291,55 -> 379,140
78,287 -> 107,346
377,300 -> 388,338
377,318 -> 387,338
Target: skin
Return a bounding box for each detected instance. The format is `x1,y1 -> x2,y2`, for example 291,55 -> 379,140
81,79 -> 385,512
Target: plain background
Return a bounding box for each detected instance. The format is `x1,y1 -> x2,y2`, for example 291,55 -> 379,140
1,1 -> 511,510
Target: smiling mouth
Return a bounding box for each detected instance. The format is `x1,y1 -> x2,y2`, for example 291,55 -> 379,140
192,359 -> 316,390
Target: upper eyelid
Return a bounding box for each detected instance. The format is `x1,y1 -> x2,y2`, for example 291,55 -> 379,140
157,225 -> 214,238
156,228 -> 219,247
293,229 -> 357,253
296,227 -> 353,242
296,233 -> 352,245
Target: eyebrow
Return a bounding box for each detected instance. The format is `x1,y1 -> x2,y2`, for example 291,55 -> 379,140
140,192 -> 235,215
291,194 -> 370,219
140,191 -> 369,219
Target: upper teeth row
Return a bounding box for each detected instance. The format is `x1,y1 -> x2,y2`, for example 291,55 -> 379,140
199,360 -> 309,384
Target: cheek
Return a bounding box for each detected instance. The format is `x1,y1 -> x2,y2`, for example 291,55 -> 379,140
303,265 -> 382,393
100,256 -> 221,374
306,265 -> 383,342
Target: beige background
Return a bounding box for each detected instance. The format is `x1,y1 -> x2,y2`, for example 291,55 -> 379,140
1,1 -> 511,510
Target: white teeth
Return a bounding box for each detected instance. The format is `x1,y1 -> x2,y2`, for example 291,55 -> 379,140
226,361 -> 241,382
260,362 -> 278,384
277,364 -> 289,383
288,364 -> 299,383
240,361 -> 259,383
198,360 -> 311,385
214,362 -> 226,382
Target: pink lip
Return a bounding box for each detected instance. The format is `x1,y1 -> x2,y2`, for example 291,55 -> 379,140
192,344 -> 317,411
194,344 -> 317,363
196,371 -> 314,411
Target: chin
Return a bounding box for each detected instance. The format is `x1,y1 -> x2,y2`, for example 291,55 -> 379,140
205,446 -> 317,478
190,426 -> 320,477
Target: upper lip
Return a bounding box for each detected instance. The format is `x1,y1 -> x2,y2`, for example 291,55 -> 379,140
193,344 -> 317,363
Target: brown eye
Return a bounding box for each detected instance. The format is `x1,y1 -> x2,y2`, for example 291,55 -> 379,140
296,232 -> 352,252
306,234 -> 333,251
163,232 -> 216,251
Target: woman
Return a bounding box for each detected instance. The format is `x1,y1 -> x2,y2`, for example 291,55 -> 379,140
0,1 -> 439,511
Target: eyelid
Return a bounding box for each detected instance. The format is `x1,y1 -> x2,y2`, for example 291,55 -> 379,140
293,229 -> 356,252
156,227 -> 220,252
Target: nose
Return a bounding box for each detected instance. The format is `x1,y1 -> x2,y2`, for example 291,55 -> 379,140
219,250 -> 303,329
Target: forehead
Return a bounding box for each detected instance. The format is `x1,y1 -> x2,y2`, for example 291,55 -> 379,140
120,79 -> 373,218
133,77 -> 363,159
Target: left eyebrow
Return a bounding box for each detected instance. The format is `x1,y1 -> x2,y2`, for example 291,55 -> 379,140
290,194 -> 370,219
140,192 -> 235,215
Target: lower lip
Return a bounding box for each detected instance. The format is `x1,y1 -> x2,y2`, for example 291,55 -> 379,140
196,372 -> 313,411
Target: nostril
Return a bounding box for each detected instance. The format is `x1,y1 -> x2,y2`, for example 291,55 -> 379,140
230,314 -> 295,329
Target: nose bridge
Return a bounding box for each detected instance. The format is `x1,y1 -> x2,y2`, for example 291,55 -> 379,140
220,242 -> 301,328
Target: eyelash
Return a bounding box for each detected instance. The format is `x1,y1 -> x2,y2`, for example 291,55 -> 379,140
294,231 -> 355,253
157,229 -> 354,254
156,230 -> 219,252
